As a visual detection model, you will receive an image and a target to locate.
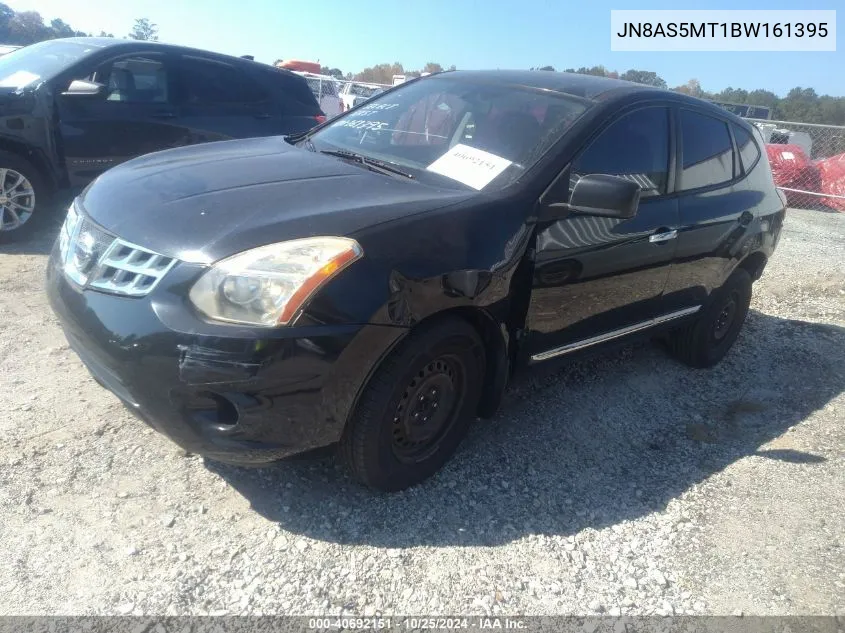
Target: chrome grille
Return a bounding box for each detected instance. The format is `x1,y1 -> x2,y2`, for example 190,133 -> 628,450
88,239 -> 176,296
78,218 -> 114,255
59,204 -> 177,297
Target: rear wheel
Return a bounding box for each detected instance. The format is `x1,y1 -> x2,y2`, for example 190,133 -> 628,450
667,268 -> 753,368
340,318 -> 485,492
0,151 -> 51,242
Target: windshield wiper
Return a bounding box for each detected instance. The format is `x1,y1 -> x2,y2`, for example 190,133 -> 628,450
320,149 -> 414,179
283,133 -> 317,153
284,130 -> 318,152
284,129 -> 310,143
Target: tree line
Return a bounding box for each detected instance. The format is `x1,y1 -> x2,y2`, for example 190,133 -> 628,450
0,4 -> 158,43
347,62 -> 457,84
532,65 -> 845,126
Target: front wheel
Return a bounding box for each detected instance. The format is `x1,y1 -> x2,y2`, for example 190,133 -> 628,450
667,268 -> 753,368
340,318 -> 485,492
0,151 -> 50,241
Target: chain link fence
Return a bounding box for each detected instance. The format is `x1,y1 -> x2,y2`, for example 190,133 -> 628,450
748,118 -> 845,211
301,75 -> 342,118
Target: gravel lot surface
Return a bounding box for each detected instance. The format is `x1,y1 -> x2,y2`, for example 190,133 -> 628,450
0,208 -> 843,617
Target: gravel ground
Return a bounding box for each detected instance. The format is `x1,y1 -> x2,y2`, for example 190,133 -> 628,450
0,208 -> 843,617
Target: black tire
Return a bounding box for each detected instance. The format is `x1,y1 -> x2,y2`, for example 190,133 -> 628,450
340,317 -> 485,492
667,268 -> 753,368
0,150 -> 52,243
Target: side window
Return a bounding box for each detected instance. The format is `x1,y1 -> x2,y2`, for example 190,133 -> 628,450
679,110 -> 735,190
97,55 -> 169,103
179,56 -> 268,105
570,107 -> 670,198
733,124 -> 762,174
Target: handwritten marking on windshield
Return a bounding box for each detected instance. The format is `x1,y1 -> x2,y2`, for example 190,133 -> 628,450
358,103 -> 400,111
334,120 -> 390,130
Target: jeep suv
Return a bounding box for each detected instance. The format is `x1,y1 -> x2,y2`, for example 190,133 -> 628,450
0,38 -> 323,238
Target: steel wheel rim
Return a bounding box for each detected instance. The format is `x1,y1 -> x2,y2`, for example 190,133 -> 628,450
392,355 -> 465,463
0,168 -> 36,232
713,290 -> 739,342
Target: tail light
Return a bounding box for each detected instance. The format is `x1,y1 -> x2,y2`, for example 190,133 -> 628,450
315,114 -> 326,124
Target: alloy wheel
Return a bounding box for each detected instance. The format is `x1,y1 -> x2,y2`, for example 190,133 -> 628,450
0,168 -> 36,232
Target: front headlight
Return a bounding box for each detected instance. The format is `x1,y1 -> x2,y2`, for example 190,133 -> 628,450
57,203 -> 80,263
188,236 -> 363,327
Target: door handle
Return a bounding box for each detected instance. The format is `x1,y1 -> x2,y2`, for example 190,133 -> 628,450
649,229 -> 678,243
253,113 -> 271,120
151,111 -> 176,119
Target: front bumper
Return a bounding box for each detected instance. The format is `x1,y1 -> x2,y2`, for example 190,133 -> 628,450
45,245 -> 404,465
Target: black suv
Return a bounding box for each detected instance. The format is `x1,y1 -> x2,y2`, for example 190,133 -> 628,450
0,38 -> 323,237
47,71 -> 785,491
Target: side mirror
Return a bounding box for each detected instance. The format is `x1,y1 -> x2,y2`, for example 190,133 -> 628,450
540,174 -> 641,221
62,79 -> 105,97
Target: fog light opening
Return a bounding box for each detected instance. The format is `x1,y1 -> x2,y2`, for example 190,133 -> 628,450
191,391 -> 240,431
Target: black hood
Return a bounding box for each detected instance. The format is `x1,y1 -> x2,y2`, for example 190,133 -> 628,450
79,136 -> 473,263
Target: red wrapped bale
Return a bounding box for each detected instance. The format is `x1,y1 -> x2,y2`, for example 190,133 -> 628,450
814,152 -> 845,212
765,144 -> 821,207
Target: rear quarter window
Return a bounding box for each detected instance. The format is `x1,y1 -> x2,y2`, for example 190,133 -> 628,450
269,70 -> 321,113
733,124 -> 762,174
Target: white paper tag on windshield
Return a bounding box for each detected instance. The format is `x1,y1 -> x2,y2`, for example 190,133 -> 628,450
426,144 -> 512,190
0,70 -> 40,89
781,151 -> 795,160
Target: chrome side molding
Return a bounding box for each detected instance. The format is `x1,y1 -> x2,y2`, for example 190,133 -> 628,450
530,305 -> 702,363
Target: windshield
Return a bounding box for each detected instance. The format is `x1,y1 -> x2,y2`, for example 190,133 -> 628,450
0,40 -> 100,90
311,76 -> 591,190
